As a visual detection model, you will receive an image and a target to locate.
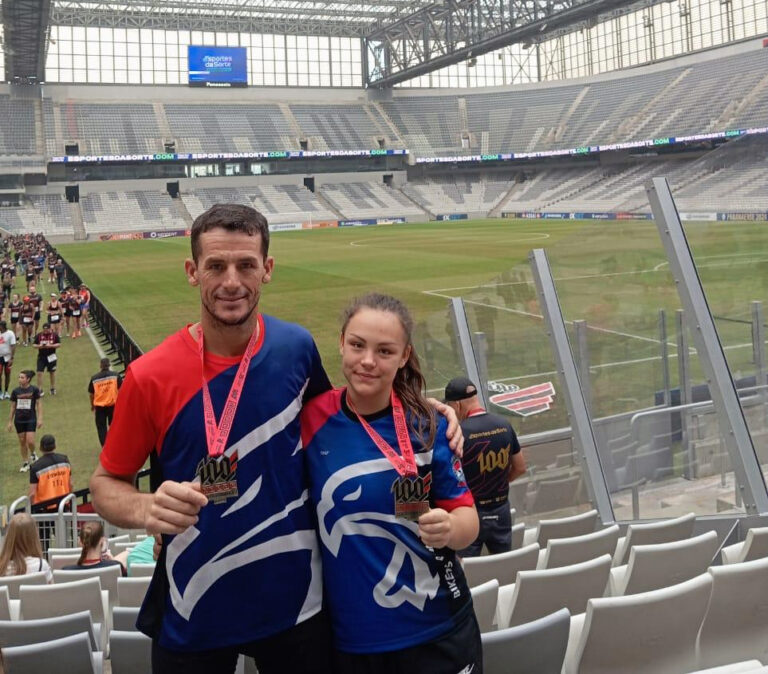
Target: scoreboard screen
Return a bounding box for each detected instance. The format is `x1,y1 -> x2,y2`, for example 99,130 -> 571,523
188,46 -> 247,87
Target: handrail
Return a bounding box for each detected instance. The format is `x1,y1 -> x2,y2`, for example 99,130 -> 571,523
56,493 -> 77,548
9,496 -> 30,514
629,387 -> 768,433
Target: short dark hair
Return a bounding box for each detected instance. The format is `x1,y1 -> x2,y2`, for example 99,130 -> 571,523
190,203 -> 269,263
100,357 -> 110,369
40,434 -> 56,452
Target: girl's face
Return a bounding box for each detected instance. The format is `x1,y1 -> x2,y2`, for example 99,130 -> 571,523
18,373 -> 30,387
340,308 -> 410,409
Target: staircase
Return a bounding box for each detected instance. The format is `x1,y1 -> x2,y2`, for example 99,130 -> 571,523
173,197 -> 194,226
279,103 -> 305,146
70,202 -> 86,240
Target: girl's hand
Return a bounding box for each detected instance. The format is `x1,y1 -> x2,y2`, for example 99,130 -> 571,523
418,508 -> 453,549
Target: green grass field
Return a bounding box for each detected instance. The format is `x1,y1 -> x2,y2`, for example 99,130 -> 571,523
3,217 -> 766,505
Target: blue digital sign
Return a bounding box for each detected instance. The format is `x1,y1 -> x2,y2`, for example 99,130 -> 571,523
188,46 -> 247,87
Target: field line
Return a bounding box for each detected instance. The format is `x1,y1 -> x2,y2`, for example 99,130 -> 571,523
426,256 -> 768,294
423,291 -> 664,346
423,339 -> 765,394
85,325 -> 107,359
350,231 -> 550,248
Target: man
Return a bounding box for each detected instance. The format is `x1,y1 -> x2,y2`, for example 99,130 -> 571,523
0,320 -> 15,399
33,322 -> 61,395
28,283 -> 42,334
54,257 -> 66,292
29,434 -> 73,508
444,376 -> 526,557
89,203 -> 462,674
88,357 -> 122,447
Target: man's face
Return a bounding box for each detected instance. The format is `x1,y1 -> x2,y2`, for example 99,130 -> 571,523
29,285 -> 36,295
185,228 -> 274,328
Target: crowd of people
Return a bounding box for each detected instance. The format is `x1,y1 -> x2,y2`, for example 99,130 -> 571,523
1,210 -> 528,673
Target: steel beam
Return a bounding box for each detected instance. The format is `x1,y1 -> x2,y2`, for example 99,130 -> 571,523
646,177 -> 768,515
529,248 -> 615,524
450,297 -> 490,410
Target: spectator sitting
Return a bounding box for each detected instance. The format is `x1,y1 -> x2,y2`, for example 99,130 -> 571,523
113,534 -> 158,576
0,512 -> 53,582
63,521 -> 126,576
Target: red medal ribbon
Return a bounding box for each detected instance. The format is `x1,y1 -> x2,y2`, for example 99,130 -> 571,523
198,323 -> 261,458
348,390 -> 418,477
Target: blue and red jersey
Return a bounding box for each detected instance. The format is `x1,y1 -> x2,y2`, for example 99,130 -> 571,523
101,314 -> 330,651
301,388 -> 475,653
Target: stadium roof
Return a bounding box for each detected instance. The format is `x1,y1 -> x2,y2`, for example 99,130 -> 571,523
50,0 -> 430,37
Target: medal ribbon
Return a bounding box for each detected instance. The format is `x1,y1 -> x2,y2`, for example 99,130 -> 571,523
198,323 -> 260,458
348,390 -> 417,477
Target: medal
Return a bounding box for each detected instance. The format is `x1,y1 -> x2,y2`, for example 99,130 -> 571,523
196,452 -> 239,504
348,390 -> 431,521
197,319 -> 261,504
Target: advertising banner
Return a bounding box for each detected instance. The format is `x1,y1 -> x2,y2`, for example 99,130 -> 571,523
717,212 -> 768,222
98,232 -> 144,241
678,212 -> 718,221
437,214 -> 469,221
376,217 -> 406,225
143,229 -> 189,239
269,222 -> 303,232
338,219 -> 378,227
302,220 -> 338,229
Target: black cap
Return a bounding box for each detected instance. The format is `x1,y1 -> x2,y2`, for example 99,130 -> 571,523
443,377 -> 478,402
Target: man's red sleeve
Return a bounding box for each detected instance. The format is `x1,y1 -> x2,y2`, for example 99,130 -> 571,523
99,367 -> 157,476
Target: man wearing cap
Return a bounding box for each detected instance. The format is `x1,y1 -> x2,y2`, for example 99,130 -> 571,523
29,434 -> 73,509
444,376 -> 526,557
88,357 -> 123,447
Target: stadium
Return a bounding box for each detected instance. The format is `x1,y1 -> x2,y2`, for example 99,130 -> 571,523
0,0 -> 767,669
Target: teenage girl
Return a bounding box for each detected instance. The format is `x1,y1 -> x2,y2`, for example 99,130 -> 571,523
301,293 -> 481,674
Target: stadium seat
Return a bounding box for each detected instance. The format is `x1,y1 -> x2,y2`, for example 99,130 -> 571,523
525,474 -> 582,514
1,631 -> 103,674
481,608 -> 570,674
107,534 -> 130,553
117,577 -> 151,607
721,526 -> 768,565
47,547 -> 83,557
0,586 -> 18,621
496,554 -> 611,628
562,573 -> 713,674
510,522 -> 525,550
109,630 -> 151,674
608,530 -> 719,596
696,556 -> 768,669
0,610 -> 101,651
54,566 -> 122,606
612,512 -> 696,566
462,543 -> 539,587
50,553 -> 82,570
469,579 -> 499,633
522,509 -> 599,548
112,606 -> 139,631
537,525 -> 620,569
0,570 -> 48,599
129,563 -> 156,577
688,664 -> 768,674
18,577 -> 109,651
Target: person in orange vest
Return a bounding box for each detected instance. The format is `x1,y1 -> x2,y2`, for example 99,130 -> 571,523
29,434 -> 73,509
88,357 -> 123,447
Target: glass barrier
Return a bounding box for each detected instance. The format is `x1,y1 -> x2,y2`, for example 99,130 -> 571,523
460,261 -> 593,527
683,218 -> 768,486
544,218 -> 745,520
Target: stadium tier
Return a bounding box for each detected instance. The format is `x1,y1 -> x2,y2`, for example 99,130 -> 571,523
80,191 -> 186,234
181,184 -> 337,224
0,195 -> 74,234
318,181 -> 427,219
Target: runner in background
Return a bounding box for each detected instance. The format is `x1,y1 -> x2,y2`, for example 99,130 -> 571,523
33,322 -> 61,396
7,369 -> 42,473
47,293 -> 63,336
0,320 -> 16,400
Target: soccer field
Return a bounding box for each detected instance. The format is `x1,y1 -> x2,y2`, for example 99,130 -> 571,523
6,216 -> 763,507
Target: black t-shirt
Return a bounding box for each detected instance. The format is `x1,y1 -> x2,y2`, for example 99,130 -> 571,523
34,331 -> 60,359
10,385 -> 41,422
460,409 -> 521,508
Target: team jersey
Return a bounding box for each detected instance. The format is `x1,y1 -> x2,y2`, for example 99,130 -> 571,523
10,385 -> 40,422
301,388 -> 475,653
460,409 -> 521,508
100,314 -> 331,652
30,452 -> 72,506
88,370 -> 122,407
33,331 -> 60,358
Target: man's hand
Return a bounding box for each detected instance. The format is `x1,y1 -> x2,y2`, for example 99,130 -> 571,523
418,508 -> 453,549
144,480 -> 208,535
427,398 -> 464,457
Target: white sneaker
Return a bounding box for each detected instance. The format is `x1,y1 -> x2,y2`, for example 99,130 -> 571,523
29,452 -> 38,463
19,462 -> 29,473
